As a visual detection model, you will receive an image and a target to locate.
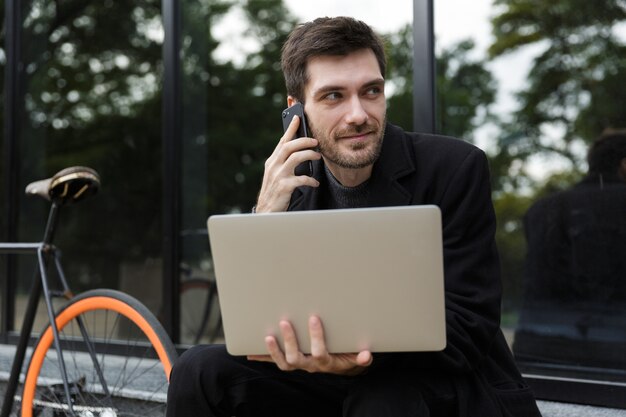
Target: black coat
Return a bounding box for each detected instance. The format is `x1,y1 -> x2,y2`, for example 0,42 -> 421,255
515,176 -> 626,369
288,123 -> 542,416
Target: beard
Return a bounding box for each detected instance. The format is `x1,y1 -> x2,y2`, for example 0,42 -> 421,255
310,117 -> 386,169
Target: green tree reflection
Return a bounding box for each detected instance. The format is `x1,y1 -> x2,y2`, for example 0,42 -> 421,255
16,0 -> 502,292
487,0 -> 626,314
489,0 -> 626,185
20,0 -> 164,292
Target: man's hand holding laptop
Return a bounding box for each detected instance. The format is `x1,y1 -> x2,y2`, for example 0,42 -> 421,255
248,315 -> 373,375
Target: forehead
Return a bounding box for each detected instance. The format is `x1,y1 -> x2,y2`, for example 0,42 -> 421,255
304,49 -> 383,96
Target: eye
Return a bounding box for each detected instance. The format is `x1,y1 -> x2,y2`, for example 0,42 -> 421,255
365,85 -> 383,96
323,92 -> 342,101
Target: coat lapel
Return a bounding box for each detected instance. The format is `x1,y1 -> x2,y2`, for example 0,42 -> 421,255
367,123 -> 415,207
288,160 -> 325,211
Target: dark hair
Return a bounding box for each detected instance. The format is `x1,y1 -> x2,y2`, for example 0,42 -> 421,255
281,17 -> 386,102
587,129 -> 626,176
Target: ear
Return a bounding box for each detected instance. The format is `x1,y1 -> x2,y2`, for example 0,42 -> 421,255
287,95 -> 297,107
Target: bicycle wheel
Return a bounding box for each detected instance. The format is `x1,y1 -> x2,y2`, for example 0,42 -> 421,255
180,278 -> 222,344
20,289 -> 177,417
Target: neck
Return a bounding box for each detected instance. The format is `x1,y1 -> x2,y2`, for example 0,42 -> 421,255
323,158 -> 373,187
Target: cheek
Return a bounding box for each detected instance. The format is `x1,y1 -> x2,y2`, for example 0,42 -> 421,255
311,124 -> 331,145
308,114 -> 334,137
366,101 -> 386,121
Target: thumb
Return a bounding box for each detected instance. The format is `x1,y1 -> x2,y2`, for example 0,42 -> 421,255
356,351 -> 373,367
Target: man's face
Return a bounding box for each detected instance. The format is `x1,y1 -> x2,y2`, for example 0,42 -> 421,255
298,48 -> 386,170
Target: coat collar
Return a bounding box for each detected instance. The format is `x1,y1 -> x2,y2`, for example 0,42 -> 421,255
289,123 -> 416,210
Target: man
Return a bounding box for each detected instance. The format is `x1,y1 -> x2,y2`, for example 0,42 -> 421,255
514,130 -> 626,369
167,16 -> 541,416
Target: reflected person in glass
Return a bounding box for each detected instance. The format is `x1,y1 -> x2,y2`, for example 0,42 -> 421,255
167,16 -> 541,417
514,129 -> 626,370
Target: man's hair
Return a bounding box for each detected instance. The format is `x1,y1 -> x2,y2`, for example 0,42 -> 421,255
281,16 -> 386,102
587,128 -> 626,176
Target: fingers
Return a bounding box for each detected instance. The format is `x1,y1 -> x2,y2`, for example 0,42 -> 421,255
356,350 -> 373,367
280,115 -> 300,144
279,321 -> 297,363
273,115 -> 318,169
274,139 -> 320,170
250,318 -> 373,375
256,140 -> 320,212
264,334 -> 295,370
258,323 -> 305,371
280,147 -> 321,176
247,354 -> 273,362
255,176 -> 318,213
308,316 -> 371,371
309,316 -> 328,359
255,117 -> 320,213
262,320 -> 326,372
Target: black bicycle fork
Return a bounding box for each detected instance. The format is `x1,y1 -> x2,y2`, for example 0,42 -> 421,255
0,203 -> 109,417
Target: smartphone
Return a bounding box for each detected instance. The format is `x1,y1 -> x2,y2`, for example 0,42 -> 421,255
281,102 -> 313,177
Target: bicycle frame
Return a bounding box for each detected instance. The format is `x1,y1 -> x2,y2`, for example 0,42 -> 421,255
0,202 -> 108,417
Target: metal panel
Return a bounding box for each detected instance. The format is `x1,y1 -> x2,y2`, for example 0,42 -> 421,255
162,0 -> 181,342
1,0 -> 22,338
412,0 -> 436,134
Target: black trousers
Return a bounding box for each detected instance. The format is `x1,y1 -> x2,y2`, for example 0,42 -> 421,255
166,345 -> 457,417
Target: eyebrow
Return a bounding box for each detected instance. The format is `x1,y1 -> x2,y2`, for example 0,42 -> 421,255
311,78 -> 385,98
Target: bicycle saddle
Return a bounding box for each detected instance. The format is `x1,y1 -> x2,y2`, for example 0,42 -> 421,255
25,166 -> 100,205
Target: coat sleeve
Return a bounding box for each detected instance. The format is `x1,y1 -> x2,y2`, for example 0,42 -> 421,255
371,146 -> 502,373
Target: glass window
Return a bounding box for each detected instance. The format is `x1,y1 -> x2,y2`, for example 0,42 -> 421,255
13,0 -> 164,332
435,0 -> 626,398
0,0 -> 5,328
178,0 -> 414,344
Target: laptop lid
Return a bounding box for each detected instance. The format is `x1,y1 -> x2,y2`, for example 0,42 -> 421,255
207,205 -> 446,356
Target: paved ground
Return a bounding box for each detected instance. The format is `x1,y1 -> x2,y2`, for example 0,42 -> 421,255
0,343 -> 166,416
1,343 -> 624,417
537,401 -> 626,417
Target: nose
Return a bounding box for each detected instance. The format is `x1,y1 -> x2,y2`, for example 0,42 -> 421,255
344,96 -> 369,126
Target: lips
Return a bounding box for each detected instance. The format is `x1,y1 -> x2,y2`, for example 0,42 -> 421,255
338,130 -> 375,140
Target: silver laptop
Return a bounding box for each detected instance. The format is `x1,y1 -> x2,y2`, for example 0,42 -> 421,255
207,205 -> 446,356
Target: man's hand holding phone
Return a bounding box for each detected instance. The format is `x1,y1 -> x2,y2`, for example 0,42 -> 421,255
255,109 -> 321,213
282,103 -> 316,177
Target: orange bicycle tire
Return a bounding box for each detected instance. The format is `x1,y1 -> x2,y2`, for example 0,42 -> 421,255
20,289 -> 177,417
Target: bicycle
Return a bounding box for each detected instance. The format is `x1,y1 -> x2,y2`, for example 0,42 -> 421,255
177,229 -> 223,345
179,269 -> 222,345
0,166 -> 178,417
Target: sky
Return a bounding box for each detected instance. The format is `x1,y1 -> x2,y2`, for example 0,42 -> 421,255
284,0 -> 413,33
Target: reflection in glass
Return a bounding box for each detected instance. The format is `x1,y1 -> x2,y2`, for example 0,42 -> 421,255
14,0 -> 164,332
0,0 -> 5,326
435,0 -> 626,387
514,131 -> 626,371
178,0 -> 414,344
179,0 -> 299,344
